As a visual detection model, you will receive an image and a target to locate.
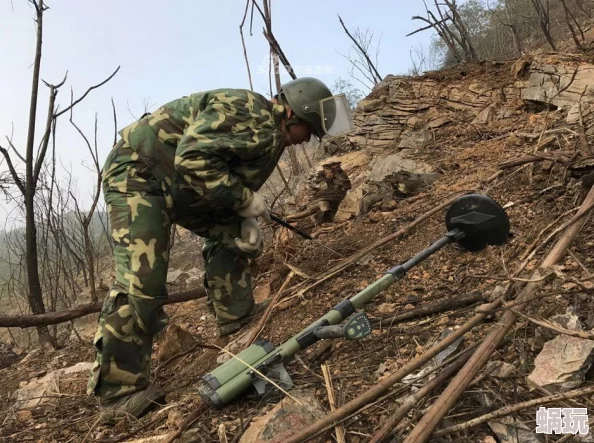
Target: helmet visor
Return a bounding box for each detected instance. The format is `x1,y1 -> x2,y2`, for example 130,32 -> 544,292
320,94 -> 354,137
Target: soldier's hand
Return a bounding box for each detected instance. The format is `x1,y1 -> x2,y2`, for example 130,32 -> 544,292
237,192 -> 271,223
235,217 -> 262,253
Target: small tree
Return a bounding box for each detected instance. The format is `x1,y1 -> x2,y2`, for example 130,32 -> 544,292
0,1 -> 118,350
338,15 -> 383,91
530,0 -> 556,50
332,78 -> 364,110
408,42 -> 441,76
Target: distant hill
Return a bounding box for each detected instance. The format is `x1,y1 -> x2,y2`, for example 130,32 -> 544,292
0,210 -> 110,284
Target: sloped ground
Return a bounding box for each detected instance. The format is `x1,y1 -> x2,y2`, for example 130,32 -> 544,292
2,51 -> 594,442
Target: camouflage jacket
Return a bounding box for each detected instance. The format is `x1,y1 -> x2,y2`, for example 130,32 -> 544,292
118,89 -> 286,214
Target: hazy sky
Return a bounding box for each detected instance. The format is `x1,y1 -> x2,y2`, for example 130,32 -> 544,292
0,0 -> 437,229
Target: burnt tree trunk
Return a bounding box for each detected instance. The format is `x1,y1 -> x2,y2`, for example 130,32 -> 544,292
24,0 -> 56,351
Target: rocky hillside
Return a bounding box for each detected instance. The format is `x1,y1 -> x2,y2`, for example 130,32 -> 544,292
2,50 -> 594,442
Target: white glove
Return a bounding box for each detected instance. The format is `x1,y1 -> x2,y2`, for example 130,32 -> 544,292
235,217 -> 262,253
237,192 -> 271,223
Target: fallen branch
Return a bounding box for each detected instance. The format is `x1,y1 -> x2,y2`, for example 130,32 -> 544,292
321,364 -> 346,443
155,340 -> 219,378
434,384 -> 594,436
165,402 -> 207,443
521,200 -> 594,264
372,292 -> 485,326
218,424 -> 228,443
402,183 -> 594,443
285,206 -> 317,221
512,309 -> 594,340
370,346 -> 474,442
0,288 -> 206,328
515,128 -> 579,138
245,270 -> 295,347
578,103 -> 592,156
282,295 -> 505,443
498,151 -> 572,170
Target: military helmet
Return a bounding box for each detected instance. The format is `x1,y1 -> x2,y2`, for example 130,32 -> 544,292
279,77 -> 354,138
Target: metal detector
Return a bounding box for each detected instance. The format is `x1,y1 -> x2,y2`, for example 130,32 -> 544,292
198,194 -> 511,408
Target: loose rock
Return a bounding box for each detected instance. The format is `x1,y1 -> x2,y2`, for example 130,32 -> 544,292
239,390 -> 325,443
528,334 -> 594,392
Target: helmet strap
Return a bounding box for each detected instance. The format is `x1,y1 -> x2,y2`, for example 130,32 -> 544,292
285,116 -> 301,127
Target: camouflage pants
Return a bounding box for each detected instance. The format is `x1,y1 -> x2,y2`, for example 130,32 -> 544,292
88,141 -> 261,400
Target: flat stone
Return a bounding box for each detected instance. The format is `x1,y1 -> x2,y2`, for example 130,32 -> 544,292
239,390 -> 325,443
156,325 -> 196,362
534,308 -> 583,350
527,334 -> 594,393
497,109 -> 515,120
398,130 -> 433,149
0,342 -> 22,369
11,362 -> 93,410
482,360 -> 516,379
184,267 -> 204,287
166,269 -> 184,284
358,98 -> 385,112
472,104 -> 496,125
253,283 -> 271,303
318,151 -> 370,173
368,152 -> 434,183
16,410 -> 33,423
336,186 -> 364,222
521,57 -> 594,110
427,116 -> 452,129
550,308 -> 583,331
488,416 -> 544,443
377,303 -> 398,314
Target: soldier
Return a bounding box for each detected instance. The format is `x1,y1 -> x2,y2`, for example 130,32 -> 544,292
88,77 -> 354,420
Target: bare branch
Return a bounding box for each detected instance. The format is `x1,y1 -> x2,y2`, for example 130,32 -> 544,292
262,28 -> 297,80
407,16 -> 451,37
338,15 -> 382,84
0,146 -> 26,194
250,0 -> 266,24
33,77 -> 64,189
443,0 -> 478,60
111,97 -> 117,146
560,0 -> 586,50
530,0 -> 556,50
87,113 -> 102,220
239,0 -> 254,91
6,122 -> 26,163
339,51 -> 377,87
54,66 -> 120,118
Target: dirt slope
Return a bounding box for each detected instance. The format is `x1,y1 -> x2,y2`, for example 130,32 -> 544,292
2,52 -> 594,442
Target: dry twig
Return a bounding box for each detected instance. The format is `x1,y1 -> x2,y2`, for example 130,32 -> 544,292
245,270 -> 295,347
403,184 -> 594,443
321,364 -> 346,443
434,384 -> 594,436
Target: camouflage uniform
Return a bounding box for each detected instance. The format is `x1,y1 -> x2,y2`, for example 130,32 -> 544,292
88,89 -> 285,400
